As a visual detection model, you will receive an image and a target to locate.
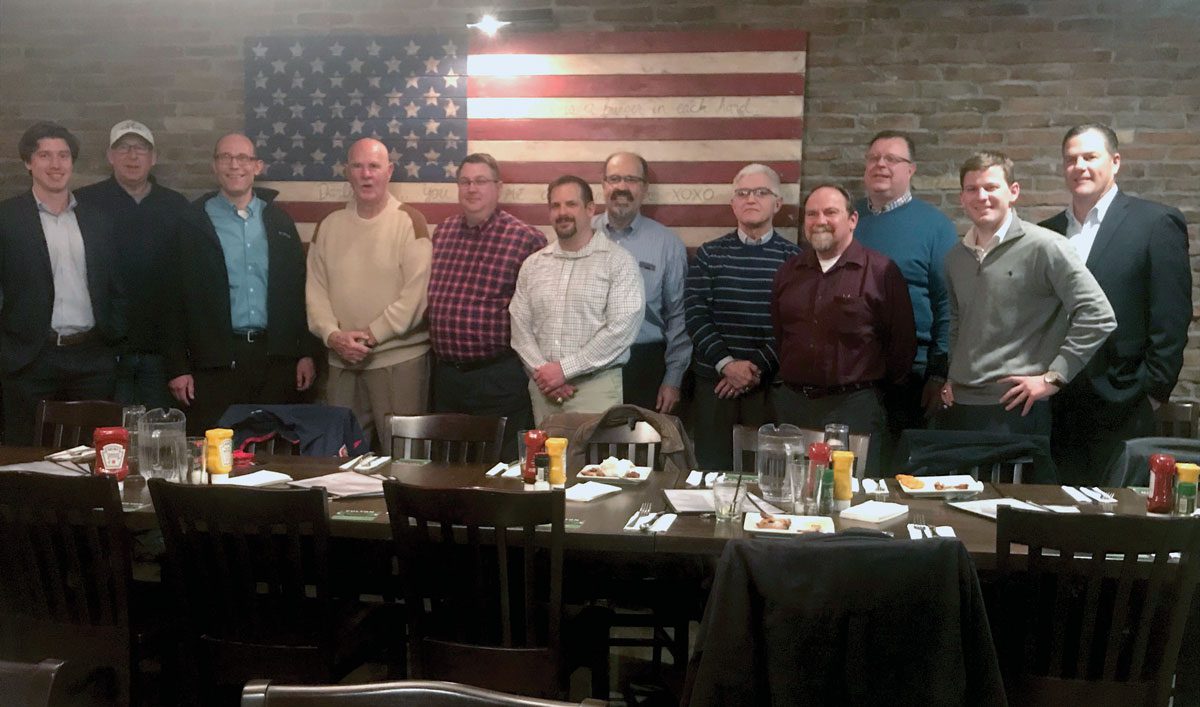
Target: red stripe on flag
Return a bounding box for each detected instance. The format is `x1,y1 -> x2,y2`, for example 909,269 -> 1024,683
467,74 -> 804,98
470,118 -> 804,141
281,201 -> 800,229
492,161 -> 802,184
471,29 -> 807,55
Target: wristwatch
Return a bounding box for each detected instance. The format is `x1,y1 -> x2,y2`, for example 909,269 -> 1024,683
1043,371 -> 1066,388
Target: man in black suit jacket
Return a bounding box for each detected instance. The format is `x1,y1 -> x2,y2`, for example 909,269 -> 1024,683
164,133 -> 317,435
1040,124 -> 1192,485
0,122 -> 125,445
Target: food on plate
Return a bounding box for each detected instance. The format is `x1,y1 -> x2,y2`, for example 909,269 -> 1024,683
579,457 -> 640,479
799,521 -> 827,533
934,481 -> 971,491
755,516 -> 792,530
895,474 -> 925,490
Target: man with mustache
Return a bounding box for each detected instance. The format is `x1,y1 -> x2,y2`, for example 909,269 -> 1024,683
771,184 -> 916,477
0,122 -> 125,445
685,164 -> 801,470
307,138 -> 433,451
592,152 -> 690,414
1039,124 -> 1191,485
510,175 -> 644,423
939,151 -> 1115,437
165,133 -> 318,435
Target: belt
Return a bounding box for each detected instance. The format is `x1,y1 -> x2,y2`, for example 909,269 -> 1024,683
48,329 -> 98,347
440,350 -> 515,372
232,329 -> 267,344
788,380 -> 877,400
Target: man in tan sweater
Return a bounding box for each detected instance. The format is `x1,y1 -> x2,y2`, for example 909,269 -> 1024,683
306,138 -> 432,450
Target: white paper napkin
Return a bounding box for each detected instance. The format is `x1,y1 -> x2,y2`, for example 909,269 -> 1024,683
358,455 -> 391,472
907,524 -> 956,539
564,481 -> 621,502
1061,485 -> 1092,503
648,513 -> 677,532
840,500 -> 908,523
685,470 -> 703,487
485,462 -> 508,476
214,470 -> 293,487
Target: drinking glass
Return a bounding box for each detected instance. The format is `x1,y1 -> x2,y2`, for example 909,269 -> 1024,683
824,423 -> 850,451
712,475 -> 748,522
516,429 -> 529,467
122,405 -> 146,475
185,436 -> 207,484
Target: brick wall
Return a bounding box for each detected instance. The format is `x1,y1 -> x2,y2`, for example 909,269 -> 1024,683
2,0 -> 1197,395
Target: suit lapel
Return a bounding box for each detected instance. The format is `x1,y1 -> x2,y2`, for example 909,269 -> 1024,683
18,193 -> 55,281
1084,190 -> 1130,269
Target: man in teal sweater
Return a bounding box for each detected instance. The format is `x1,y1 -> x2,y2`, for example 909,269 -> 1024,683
938,151 -> 1115,436
855,131 -> 957,467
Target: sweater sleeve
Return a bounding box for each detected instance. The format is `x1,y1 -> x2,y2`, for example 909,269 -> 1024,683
926,216 -> 958,378
305,216 -> 340,345
883,260 -> 918,384
1045,238 -> 1117,381
367,232 -> 431,345
684,244 -> 733,369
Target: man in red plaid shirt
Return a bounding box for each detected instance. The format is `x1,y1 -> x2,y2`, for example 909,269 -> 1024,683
428,153 -> 547,460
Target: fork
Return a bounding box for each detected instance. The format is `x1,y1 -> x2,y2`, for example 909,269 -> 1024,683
630,501 -> 651,528
913,514 -> 933,539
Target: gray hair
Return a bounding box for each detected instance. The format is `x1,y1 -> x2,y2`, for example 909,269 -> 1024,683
733,163 -> 781,191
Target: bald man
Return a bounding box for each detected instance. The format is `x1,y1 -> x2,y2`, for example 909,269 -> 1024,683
165,133 -> 318,434
306,138 -> 432,450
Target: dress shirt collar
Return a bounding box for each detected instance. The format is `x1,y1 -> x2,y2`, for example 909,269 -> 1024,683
34,191 -> 77,216
866,190 -> 913,215
798,238 -> 866,272
1066,184 -> 1119,231
549,229 -> 612,259
737,228 -> 774,245
966,209 -> 1015,253
598,211 -> 644,239
211,192 -> 262,220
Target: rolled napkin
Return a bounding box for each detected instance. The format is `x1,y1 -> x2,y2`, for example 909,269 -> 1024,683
564,481 -> 621,502
357,455 -> 392,472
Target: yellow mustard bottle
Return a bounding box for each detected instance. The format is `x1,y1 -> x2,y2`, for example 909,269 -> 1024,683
206,428 -> 234,479
831,450 -> 855,511
545,437 -> 568,489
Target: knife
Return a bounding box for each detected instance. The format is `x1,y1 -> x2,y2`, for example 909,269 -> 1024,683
638,511 -> 663,531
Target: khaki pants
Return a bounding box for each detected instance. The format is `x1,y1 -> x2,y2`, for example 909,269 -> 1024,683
326,353 -> 429,451
529,367 -> 623,425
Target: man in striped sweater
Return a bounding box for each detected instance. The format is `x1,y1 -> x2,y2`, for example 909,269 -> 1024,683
685,164 -> 802,470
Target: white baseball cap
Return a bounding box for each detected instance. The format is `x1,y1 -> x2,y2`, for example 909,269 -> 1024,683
109,119 -> 155,148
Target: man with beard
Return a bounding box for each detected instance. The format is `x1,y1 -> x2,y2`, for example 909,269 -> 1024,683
771,184 -> 916,477
510,175 -> 644,423
307,138 -> 432,450
592,152 -> 690,413
684,164 -> 801,470
76,120 -> 189,409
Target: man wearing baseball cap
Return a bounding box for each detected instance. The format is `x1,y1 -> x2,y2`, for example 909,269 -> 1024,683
76,119 -> 189,408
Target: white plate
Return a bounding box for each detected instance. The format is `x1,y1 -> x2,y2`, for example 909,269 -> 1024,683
576,464 -> 651,485
894,474 -> 984,497
743,512 -> 835,536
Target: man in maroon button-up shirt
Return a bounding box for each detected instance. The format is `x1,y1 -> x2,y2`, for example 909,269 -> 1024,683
771,184 -> 916,476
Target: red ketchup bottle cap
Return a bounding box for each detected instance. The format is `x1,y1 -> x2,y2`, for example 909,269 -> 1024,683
808,442 -> 832,465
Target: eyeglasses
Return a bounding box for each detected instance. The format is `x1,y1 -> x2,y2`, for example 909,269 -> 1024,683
603,175 -> 646,185
733,187 -> 778,199
113,143 -> 151,155
214,153 -> 259,166
865,153 -> 913,166
457,177 -> 498,188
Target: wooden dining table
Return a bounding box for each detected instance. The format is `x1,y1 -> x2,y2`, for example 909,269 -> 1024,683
0,446 -> 1157,570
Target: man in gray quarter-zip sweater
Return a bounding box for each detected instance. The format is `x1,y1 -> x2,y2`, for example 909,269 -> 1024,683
936,150 -> 1115,438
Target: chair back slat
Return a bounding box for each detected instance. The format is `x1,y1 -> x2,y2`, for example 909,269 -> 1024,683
586,421 -> 662,469
384,481 -> 565,698
995,508 -> 1200,706
388,414 -> 507,465
33,400 -> 123,450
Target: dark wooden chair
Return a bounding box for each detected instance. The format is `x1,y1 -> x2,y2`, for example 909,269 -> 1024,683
1155,401 -> 1199,439
242,678 -> 607,706
33,399 -> 123,449
387,414 -> 506,464
584,420 -> 661,468
0,658 -> 66,707
0,473 -> 140,704
731,424 -> 871,478
148,479 -> 387,701
384,482 -> 605,700
994,507 -> 1200,706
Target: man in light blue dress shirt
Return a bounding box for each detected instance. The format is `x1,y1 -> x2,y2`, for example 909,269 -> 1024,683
591,152 -> 691,414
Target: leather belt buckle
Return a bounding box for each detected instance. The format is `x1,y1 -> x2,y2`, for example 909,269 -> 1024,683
235,329 -> 265,344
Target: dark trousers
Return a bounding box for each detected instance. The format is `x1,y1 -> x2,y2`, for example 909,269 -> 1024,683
1051,384 -> 1155,487
773,384 -> 887,477
2,338 -> 116,446
691,375 -> 774,471
880,373 -> 930,470
432,352 -> 533,462
932,400 -> 1052,437
623,341 -> 667,411
186,337 -> 302,436
115,352 -> 175,410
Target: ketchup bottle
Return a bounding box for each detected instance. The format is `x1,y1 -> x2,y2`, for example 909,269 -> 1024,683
1147,453 -> 1176,514
522,429 -> 547,484
93,426 -> 130,482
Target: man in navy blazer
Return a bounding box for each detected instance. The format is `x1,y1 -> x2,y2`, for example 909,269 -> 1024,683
1040,124 -> 1192,485
0,122 -> 125,445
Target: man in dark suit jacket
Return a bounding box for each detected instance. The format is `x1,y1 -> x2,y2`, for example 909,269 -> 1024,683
164,133 -> 317,435
0,122 -> 125,445
1040,124 -> 1192,485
